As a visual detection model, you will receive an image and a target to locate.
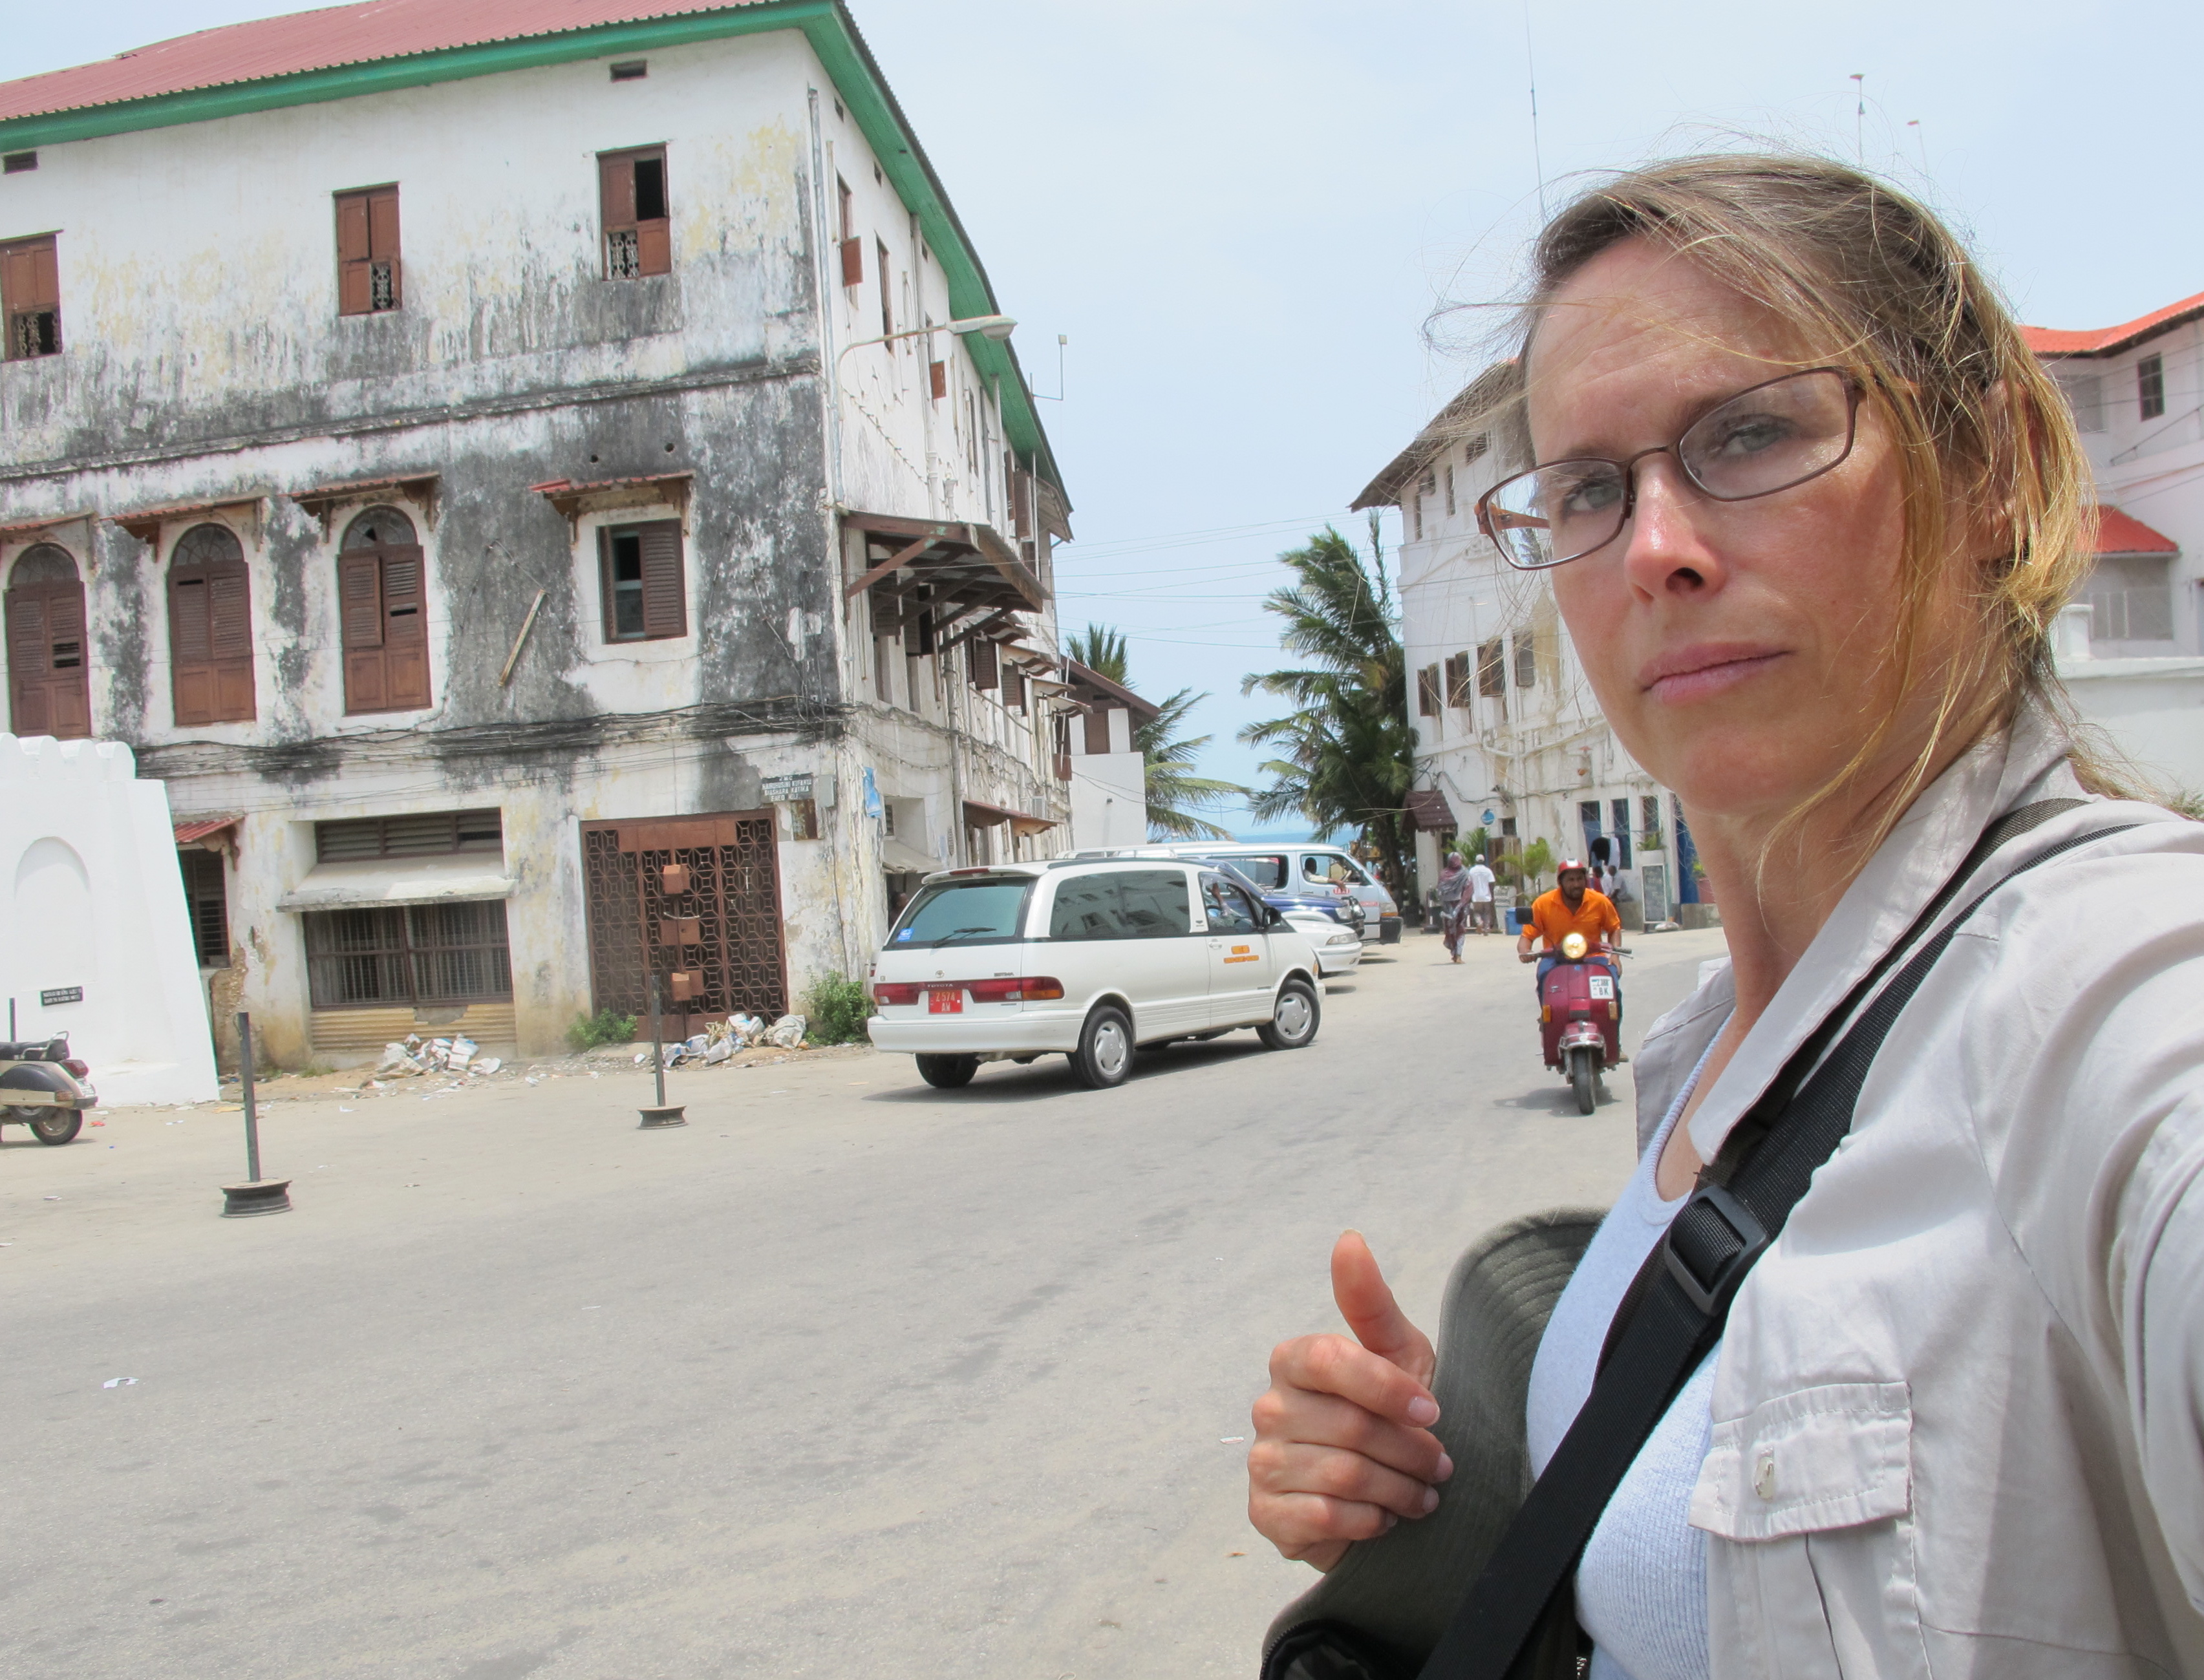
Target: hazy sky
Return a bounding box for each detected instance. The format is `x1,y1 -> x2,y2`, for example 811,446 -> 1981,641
12,2 -> 2203,831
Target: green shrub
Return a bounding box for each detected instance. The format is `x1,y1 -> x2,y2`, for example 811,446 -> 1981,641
566,1008 -> 637,1052
805,975 -> 875,1045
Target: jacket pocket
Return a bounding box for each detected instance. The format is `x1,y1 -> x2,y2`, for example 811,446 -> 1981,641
1691,1383 -> 1926,1680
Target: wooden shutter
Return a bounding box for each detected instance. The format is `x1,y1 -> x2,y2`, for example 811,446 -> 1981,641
637,522 -> 686,638
7,588 -> 49,733
41,584 -> 90,738
839,237 -> 864,287
4,237 -> 58,311
636,154 -> 671,277
1444,652 -> 1470,708
336,193 -> 372,315
209,569 -> 255,719
380,548 -> 431,708
339,551 -> 386,712
170,572 -> 214,724
1417,665 -> 1440,717
1084,705 -> 1112,755
599,153 -> 636,231
968,637 -> 998,690
929,359 -> 947,401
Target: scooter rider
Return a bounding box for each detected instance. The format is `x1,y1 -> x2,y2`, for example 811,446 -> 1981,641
1517,859 -> 1623,1026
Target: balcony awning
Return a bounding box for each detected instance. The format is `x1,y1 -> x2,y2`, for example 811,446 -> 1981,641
880,836 -> 943,875
278,855 -> 514,912
1405,789 -> 1458,832
285,473 -> 439,535
111,497 -> 263,546
2095,505 -> 2179,556
843,513 -> 1045,643
174,814 -> 242,849
962,798 -> 1058,838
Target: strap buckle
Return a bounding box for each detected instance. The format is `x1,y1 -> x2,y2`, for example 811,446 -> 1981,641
1663,1183 -> 1771,1317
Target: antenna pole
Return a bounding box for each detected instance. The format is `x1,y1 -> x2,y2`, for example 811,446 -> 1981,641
1526,3 -> 1547,219
1850,74 -> 1865,165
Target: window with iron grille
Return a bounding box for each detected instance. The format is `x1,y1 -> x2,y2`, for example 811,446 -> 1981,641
335,186 -> 400,315
303,900 -> 512,1008
316,809 -> 503,863
1640,794 -> 1663,847
2138,353 -> 2167,421
1416,663 -> 1442,717
1477,639 -> 1506,697
178,849 -> 230,968
599,147 -> 670,279
1515,635 -> 1537,688
2,234 -> 61,360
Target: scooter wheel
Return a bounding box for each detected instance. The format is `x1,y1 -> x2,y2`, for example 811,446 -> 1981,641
1570,1050 -> 1597,1115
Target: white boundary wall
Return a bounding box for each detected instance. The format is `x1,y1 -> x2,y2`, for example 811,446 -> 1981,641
1,736 -> 218,1105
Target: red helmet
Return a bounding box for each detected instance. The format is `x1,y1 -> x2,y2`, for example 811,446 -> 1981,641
1557,858 -> 1588,877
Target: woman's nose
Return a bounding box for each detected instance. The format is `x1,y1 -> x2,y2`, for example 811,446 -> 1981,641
1619,456 -> 1728,599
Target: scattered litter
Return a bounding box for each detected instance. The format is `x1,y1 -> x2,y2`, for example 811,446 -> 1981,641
1228,1550 -> 1248,1557
701,1039 -> 733,1065
473,1056 -> 502,1076
103,1377 -> 138,1388
633,1052 -> 648,1065
525,1076 -> 540,1086
581,1305 -> 602,1310
1220,1436 -> 1246,1444
765,1014 -> 807,1049
90,1119 -> 105,1127
376,1043 -> 425,1077
728,1012 -> 766,1047
447,1036 -> 478,1070
338,1107 -> 356,1113
43,1195 -> 59,1201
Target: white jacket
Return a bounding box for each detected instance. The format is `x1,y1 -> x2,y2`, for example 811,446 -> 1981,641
1629,706 -> 2204,1678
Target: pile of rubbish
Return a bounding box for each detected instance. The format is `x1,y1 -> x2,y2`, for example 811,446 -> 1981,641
654,1012 -> 808,1069
376,1034 -> 504,1078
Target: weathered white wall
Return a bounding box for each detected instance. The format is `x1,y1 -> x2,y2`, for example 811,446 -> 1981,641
1069,750 -> 1148,850
0,736 -> 217,1103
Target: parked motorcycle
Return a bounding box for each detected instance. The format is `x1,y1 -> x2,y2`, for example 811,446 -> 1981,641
1539,931 -> 1623,1114
1,1034 -> 97,1145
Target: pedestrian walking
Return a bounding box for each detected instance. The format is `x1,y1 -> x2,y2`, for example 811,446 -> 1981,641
1433,851 -> 1470,962
1466,853 -> 1497,934
1248,153 -> 2204,1679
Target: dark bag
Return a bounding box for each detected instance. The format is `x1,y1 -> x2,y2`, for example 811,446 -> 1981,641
1263,800 -> 2127,1680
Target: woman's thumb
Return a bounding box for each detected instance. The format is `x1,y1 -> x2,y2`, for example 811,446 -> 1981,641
1331,1230 -> 1420,1366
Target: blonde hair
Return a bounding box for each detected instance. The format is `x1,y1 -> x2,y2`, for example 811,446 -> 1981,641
1490,153 -> 2130,864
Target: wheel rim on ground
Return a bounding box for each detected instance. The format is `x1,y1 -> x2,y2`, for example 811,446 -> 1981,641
1092,1019 -> 1129,1080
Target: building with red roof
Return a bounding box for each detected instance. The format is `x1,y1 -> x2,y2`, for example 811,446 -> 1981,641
0,1 -> 1075,1067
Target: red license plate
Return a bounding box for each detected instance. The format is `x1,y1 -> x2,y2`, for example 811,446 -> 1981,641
928,988 -> 964,1014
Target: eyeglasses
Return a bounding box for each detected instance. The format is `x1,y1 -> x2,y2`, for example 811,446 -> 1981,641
1474,368 -> 1865,571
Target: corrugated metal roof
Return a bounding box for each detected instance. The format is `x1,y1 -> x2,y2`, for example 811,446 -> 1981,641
0,1 -> 769,123
2095,506 -> 2179,557
2022,289 -> 2204,359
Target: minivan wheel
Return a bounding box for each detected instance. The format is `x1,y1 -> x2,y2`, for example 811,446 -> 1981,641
915,1053 -> 979,1090
1257,978 -> 1321,1050
1071,1006 -> 1134,1089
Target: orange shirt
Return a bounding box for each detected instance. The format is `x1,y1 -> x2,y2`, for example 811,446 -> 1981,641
1526,886 -> 1621,952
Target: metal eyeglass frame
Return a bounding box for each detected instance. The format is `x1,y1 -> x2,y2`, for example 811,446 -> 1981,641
1473,367 -> 1867,571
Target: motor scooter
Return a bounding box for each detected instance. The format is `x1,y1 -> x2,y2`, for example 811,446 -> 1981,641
1539,931 -> 1623,1114
0,1033 -> 97,1145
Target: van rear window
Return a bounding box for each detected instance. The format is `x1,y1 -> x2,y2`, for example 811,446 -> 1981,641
1050,869 -> 1192,941
890,879 -> 1033,947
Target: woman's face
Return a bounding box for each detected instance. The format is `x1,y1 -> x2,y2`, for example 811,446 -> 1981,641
1527,238 -> 1932,830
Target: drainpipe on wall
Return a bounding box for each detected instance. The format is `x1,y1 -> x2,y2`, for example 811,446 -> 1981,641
806,89 -> 846,509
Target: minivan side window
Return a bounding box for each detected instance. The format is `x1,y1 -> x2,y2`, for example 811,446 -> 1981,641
1051,869 -> 1192,941
1228,853 -> 1289,891
1201,875 -> 1260,935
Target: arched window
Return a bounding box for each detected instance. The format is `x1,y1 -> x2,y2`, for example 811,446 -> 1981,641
337,505 -> 430,714
168,523 -> 256,725
5,543 -> 91,738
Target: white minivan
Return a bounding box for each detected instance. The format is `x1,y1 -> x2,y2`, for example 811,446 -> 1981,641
866,858 -> 1324,1090
1144,842 -> 1402,944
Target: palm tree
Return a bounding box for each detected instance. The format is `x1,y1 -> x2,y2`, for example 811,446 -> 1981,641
1066,624 -> 1247,840
1237,517 -> 1414,897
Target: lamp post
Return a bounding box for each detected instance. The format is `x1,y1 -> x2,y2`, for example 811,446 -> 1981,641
832,313 -> 1017,376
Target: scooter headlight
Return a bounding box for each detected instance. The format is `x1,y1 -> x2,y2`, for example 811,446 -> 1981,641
1561,931 -> 1589,960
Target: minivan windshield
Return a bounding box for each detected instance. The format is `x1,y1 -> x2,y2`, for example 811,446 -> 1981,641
889,878 -> 1033,948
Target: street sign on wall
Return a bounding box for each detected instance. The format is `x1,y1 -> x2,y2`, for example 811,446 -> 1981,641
41,986 -> 83,1006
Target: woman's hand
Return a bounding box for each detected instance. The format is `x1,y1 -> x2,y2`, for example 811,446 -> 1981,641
1248,1231 -> 1453,1570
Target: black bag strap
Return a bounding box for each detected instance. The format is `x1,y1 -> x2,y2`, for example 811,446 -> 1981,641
1415,799 -> 2134,1680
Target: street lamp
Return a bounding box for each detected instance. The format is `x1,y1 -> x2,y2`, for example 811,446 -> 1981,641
835,313 -> 1016,367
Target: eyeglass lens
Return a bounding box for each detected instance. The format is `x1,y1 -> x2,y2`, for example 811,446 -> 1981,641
1482,368 -> 1857,569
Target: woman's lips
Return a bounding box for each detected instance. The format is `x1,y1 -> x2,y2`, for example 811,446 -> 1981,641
1638,645 -> 1789,705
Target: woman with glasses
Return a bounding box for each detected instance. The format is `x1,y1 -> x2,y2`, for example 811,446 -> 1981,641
1248,154 -> 2204,1677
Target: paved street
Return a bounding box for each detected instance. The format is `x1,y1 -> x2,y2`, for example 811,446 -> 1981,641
5,926 -> 1725,1679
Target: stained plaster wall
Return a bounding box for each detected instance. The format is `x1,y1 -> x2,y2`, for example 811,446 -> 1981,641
0,28 -> 1058,1061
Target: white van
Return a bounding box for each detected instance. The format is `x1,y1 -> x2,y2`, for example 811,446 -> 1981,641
866,858 -> 1324,1090
1141,842 -> 1402,944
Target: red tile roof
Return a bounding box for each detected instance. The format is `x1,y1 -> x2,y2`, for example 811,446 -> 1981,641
174,814 -> 243,846
2022,290 -> 2204,358
0,1 -> 769,124
2094,506 -> 2179,556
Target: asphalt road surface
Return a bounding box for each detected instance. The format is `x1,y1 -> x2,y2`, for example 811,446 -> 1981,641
3,924 -> 1726,1679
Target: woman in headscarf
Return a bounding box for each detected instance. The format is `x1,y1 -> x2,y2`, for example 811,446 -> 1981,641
1434,851 -> 1471,962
